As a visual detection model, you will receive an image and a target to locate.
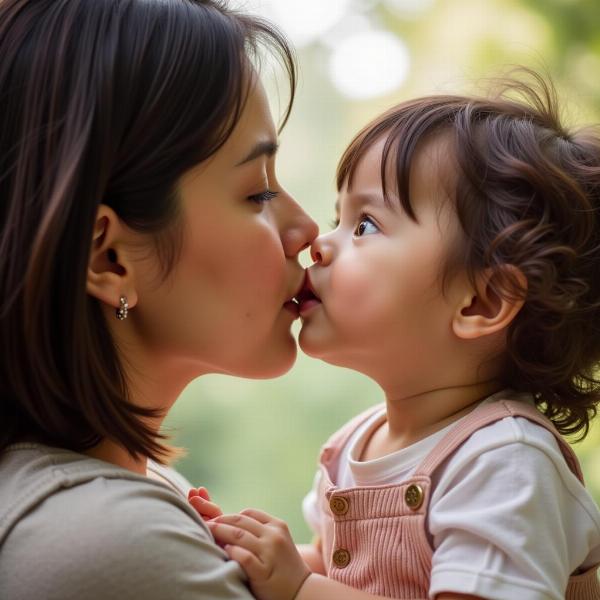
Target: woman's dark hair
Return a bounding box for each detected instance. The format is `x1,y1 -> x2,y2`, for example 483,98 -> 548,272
0,0 -> 296,461
337,70 -> 600,439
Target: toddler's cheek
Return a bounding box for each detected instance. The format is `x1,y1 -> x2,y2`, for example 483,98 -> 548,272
328,263 -> 373,311
328,265 -> 395,327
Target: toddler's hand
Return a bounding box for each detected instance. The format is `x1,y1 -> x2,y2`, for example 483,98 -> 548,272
207,508 -> 311,600
188,487 -> 223,522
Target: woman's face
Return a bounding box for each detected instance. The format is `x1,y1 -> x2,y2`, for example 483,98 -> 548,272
131,80 -> 318,379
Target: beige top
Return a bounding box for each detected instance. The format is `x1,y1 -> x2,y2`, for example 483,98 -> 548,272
0,443 -> 254,600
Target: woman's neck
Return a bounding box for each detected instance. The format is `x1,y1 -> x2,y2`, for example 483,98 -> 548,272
84,439 -> 148,474
83,352 -> 193,474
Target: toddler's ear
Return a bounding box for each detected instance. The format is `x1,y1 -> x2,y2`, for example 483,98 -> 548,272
452,265 -> 527,340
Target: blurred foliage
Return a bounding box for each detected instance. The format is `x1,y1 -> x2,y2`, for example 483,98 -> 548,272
165,0 -> 600,542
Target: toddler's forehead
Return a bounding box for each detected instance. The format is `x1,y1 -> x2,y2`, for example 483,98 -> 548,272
340,132 -> 458,227
385,130 -> 458,212
409,134 -> 455,180
339,127 -> 459,222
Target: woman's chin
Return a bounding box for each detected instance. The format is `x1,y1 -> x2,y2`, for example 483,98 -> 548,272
238,343 -> 298,380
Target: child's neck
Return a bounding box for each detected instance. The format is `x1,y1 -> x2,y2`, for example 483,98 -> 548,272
361,380 -> 502,461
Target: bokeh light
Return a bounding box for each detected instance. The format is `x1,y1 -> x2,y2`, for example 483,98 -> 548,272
329,30 -> 411,99
265,0 -> 352,47
384,0 -> 436,18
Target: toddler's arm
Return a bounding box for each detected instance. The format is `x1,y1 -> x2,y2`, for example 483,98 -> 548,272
208,510 -> 476,600
298,576 -> 482,600
297,540 -> 326,575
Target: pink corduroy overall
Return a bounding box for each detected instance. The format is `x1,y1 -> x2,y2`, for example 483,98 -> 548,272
316,400 -> 600,599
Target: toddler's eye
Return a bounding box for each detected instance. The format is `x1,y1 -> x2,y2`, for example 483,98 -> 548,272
354,216 -> 379,237
248,190 -> 278,204
330,217 -> 340,229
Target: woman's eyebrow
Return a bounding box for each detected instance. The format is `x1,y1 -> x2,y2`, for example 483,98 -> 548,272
236,140 -> 279,166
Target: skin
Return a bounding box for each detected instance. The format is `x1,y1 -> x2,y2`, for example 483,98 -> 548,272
203,135 -> 525,600
299,135 -> 513,451
85,79 -> 318,474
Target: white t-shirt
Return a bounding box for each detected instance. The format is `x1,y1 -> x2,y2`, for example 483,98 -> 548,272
303,394 -> 600,600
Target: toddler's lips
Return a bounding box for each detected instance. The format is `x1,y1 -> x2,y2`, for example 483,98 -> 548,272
283,272 -> 309,317
295,272 -> 321,317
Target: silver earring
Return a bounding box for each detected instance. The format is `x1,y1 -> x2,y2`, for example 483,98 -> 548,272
116,295 -> 129,321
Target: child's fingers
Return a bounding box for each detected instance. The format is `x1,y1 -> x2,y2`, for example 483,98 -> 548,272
211,513 -> 267,537
188,486 -> 211,501
239,507 -> 282,526
240,508 -> 292,538
189,496 -> 223,520
187,487 -> 221,522
207,520 -> 262,554
223,544 -> 267,581
197,487 -> 211,501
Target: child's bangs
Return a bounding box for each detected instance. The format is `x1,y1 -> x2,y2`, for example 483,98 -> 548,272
335,98 -> 460,221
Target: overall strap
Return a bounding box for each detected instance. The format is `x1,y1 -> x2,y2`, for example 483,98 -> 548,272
319,403 -> 385,468
412,399 -> 584,482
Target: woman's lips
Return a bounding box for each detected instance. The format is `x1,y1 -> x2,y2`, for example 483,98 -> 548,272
283,300 -> 300,316
295,272 -> 321,317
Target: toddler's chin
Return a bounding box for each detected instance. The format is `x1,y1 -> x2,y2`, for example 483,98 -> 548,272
298,327 -> 329,361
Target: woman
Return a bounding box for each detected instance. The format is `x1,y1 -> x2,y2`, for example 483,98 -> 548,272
0,1 -> 317,597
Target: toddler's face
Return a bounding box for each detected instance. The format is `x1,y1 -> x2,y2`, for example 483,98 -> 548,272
298,136 -> 466,393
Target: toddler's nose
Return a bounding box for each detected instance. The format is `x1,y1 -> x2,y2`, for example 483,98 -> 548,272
310,233 -> 333,265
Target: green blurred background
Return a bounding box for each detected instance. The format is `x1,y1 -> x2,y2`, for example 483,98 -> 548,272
165,0 -> 600,542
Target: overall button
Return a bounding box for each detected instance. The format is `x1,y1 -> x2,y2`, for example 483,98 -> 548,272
332,548 -> 351,568
330,496 -> 349,516
405,483 -> 424,510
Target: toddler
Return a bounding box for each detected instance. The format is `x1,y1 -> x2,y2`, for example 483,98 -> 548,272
193,73 -> 600,600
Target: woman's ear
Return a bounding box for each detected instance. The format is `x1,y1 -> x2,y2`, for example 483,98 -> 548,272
452,266 -> 527,340
86,204 -> 138,312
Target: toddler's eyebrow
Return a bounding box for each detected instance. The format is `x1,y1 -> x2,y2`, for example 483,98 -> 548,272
236,140 -> 278,166
336,192 -> 384,219
348,191 -> 385,208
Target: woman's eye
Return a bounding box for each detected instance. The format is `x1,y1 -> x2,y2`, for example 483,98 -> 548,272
354,216 -> 379,237
247,190 -> 278,204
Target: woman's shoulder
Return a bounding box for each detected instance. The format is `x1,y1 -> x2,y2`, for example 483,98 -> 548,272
0,443 -> 205,546
1,441 -> 205,531
0,443 -> 253,599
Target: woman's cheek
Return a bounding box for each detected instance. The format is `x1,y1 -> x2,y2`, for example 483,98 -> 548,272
242,235 -> 287,311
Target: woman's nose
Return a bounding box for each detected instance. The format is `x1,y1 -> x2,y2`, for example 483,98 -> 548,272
279,195 -> 319,258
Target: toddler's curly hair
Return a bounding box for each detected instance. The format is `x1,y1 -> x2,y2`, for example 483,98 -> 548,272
337,70 -> 600,439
